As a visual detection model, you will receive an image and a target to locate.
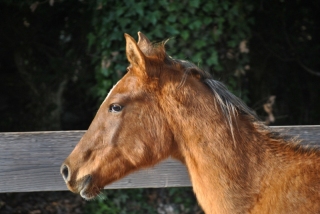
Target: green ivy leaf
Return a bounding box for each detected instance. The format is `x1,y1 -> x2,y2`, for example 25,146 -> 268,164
189,0 -> 200,8
181,31 -> 189,40
88,0 -> 255,102
206,51 -> 218,66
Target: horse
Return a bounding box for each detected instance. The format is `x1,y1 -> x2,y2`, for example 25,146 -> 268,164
61,32 -> 320,214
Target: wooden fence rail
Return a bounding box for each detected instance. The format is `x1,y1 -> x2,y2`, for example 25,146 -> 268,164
0,126 -> 319,193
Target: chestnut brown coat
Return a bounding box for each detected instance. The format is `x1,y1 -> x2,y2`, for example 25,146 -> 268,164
61,32 -> 320,214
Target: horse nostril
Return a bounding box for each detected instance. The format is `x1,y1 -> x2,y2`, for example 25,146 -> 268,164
61,164 -> 70,182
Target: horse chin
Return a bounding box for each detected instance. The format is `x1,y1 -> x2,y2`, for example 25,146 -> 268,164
78,175 -> 100,200
80,188 -> 98,201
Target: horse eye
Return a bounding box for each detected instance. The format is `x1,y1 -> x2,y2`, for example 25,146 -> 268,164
109,104 -> 123,113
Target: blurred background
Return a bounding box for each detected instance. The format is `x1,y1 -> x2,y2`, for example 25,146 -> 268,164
0,0 -> 319,213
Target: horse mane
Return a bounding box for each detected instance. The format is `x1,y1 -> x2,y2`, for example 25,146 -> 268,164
173,58 -> 262,143
140,40 -> 302,146
142,42 -> 263,141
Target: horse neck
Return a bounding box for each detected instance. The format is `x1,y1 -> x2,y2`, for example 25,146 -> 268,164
160,82 -> 276,213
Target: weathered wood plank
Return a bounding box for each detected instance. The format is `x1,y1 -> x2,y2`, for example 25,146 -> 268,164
0,126 -> 319,193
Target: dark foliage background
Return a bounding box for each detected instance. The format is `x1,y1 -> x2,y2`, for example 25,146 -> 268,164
0,0 -> 319,213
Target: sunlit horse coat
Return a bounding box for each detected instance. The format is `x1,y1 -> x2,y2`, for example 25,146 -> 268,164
61,32 -> 320,214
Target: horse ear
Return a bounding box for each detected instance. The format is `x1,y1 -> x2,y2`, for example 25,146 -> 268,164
124,33 -> 146,72
137,32 -> 151,54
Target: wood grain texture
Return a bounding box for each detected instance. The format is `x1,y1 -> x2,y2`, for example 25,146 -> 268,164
0,126 -> 319,193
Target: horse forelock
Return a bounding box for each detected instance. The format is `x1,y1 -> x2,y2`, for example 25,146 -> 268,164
140,41 -> 167,60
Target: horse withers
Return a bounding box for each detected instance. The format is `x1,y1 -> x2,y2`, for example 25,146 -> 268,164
61,32 -> 320,214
